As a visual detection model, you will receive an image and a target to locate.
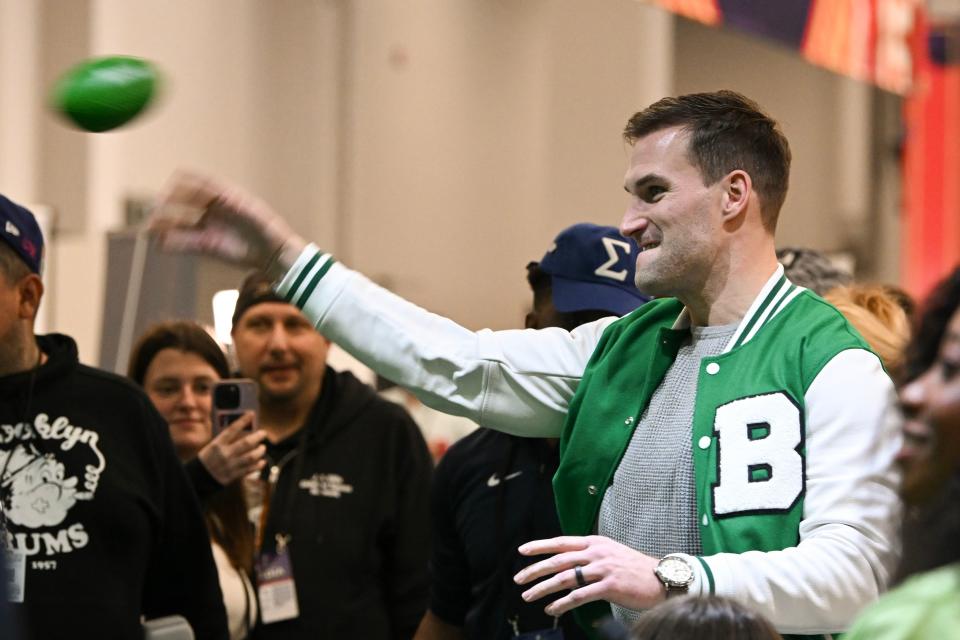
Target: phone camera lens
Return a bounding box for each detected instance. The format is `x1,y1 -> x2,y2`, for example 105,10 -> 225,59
214,383 -> 241,409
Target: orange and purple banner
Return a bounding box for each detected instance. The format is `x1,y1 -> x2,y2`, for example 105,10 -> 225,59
647,0 -> 921,94
650,0 -> 960,295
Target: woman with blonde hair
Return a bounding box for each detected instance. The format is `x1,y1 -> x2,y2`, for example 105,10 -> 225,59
824,284 -> 911,377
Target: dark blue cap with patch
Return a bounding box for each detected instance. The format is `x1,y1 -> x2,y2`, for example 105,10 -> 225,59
535,223 -> 650,316
0,194 -> 44,275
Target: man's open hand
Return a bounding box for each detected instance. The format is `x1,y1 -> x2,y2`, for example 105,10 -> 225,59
514,535 -> 666,617
149,170 -> 306,272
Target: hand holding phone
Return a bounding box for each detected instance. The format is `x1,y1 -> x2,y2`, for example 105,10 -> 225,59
198,379 -> 267,485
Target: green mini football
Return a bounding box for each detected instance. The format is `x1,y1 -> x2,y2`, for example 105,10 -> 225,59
52,56 -> 159,132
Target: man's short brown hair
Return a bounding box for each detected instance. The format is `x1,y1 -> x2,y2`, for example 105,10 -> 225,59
624,90 -> 791,232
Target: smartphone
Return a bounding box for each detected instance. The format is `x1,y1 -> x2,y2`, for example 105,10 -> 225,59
212,378 -> 259,435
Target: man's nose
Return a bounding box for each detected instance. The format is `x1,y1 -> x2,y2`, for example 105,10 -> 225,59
619,204 -> 648,238
266,324 -> 290,352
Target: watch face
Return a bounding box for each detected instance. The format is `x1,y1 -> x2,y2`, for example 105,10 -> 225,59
657,556 -> 693,587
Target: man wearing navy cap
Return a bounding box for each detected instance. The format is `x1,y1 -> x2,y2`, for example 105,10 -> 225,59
415,224 -> 648,640
0,194 -> 228,639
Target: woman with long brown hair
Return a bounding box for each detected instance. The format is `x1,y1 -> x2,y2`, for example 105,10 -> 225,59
129,321 -> 265,640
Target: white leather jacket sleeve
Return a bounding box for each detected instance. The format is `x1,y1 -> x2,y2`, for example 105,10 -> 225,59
692,348 -> 903,634
277,247 -> 611,437
278,246 -> 902,634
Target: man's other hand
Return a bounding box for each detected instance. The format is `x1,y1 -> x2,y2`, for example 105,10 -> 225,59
514,535 -> 666,616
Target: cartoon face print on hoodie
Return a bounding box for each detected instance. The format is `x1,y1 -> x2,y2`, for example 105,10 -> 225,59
0,411 -> 106,556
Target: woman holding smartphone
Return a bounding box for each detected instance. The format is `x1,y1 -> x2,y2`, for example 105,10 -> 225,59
129,321 -> 266,640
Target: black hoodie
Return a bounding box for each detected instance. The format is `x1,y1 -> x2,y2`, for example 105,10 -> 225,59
0,334 -> 228,640
252,367 -> 432,640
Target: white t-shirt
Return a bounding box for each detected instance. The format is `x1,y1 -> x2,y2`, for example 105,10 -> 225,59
211,542 -> 257,640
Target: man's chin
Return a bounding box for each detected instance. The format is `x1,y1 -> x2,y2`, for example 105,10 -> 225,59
259,382 -> 301,404
634,273 -> 670,299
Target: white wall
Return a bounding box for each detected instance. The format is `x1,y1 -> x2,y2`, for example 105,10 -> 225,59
0,0 -> 40,202
344,0 -> 671,329
0,1 -> 898,365
9,0 -> 343,364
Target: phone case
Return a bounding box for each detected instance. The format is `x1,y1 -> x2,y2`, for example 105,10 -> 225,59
212,378 -> 259,434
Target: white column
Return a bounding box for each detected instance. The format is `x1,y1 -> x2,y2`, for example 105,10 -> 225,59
0,0 -> 41,201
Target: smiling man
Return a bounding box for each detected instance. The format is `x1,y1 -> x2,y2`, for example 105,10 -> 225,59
153,90 -> 901,639
229,274 -> 432,639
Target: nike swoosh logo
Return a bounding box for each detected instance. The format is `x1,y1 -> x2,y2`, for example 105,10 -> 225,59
487,471 -> 523,487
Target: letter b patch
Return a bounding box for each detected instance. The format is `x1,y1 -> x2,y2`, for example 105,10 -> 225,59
711,392 -> 804,517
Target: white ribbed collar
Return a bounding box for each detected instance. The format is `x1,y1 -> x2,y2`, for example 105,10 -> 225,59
667,265 -> 806,353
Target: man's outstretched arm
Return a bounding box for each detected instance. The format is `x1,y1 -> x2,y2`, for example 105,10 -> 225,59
150,170 -> 607,437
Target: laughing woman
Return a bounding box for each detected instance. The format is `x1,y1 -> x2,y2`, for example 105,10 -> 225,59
845,268 -> 960,639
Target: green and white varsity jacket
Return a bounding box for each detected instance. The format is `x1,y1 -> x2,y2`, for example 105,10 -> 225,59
276,245 -> 902,637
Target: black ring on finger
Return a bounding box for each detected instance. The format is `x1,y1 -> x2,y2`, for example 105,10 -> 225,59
574,565 -> 587,588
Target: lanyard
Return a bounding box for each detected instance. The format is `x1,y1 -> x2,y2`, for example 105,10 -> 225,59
255,378 -> 334,555
254,438 -> 307,553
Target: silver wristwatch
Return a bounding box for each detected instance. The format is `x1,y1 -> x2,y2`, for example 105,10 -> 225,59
654,553 -> 694,597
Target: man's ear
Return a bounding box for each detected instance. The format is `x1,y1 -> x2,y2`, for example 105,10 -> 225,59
721,170 -> 752,223
18,274 -> 44,321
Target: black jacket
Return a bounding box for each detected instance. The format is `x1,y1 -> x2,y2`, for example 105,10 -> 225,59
252,367 -> 432,640
429,428 -> 588,640
0,334 -> 228,640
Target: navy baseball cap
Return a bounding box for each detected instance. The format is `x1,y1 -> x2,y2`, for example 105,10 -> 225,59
533,223 -> 650,316
0,194 -> 44,275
